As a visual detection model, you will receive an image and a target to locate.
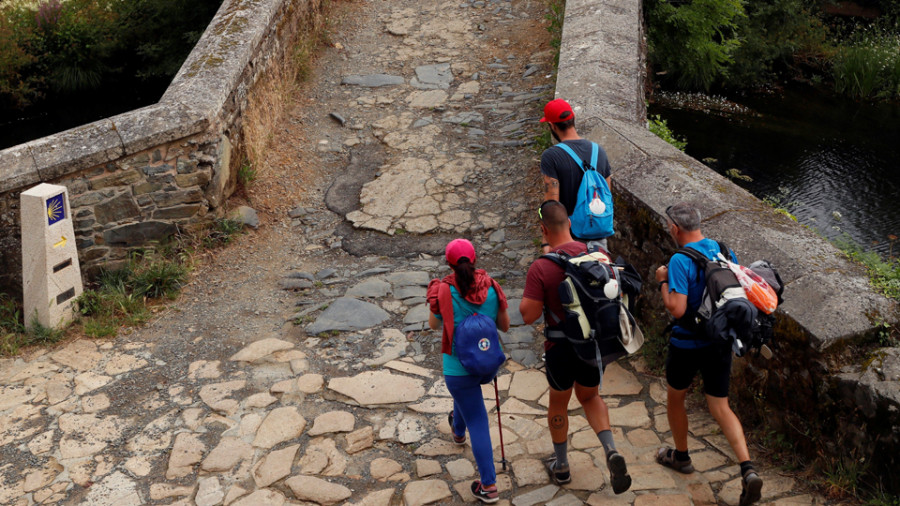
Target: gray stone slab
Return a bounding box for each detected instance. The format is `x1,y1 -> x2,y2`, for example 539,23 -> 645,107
346,278 -> 391,298
341,74 -> 406,87
103,221 -> 178,247
502,327 -> 535,345
388,271 -> 430,287
30,119 -> 125,181
306,298 -> 390,335
394,286 -> 426,300
0,143 -> 40,193
512,484 -> 559,506
356,267 -> 391,277
112,103 -> 207,155
411,64 -> 453,90
403,323 -> 425,332
404,304 -> 430,324
442,112 -> 484,124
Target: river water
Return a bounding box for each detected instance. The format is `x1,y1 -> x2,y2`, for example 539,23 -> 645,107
649,86 -> 900,258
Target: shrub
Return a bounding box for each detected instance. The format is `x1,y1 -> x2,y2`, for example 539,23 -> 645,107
725,0 -> 829,89
832,27 -> 900,99
648,114 -> 687,151
646,0 -> 745,90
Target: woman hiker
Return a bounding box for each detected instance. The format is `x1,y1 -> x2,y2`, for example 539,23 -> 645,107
427,238 -> 510,504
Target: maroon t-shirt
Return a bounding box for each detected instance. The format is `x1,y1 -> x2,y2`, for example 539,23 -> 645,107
523,241 -> 588,326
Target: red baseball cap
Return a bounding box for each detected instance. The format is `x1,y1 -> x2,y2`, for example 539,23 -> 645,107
540,98 -> 575,123
445,238 -> 476,266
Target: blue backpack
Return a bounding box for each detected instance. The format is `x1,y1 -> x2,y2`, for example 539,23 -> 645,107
555,142 -> 614,239
455,312 -> 506,384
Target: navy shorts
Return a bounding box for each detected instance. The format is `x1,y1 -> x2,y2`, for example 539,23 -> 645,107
544,341 -> 601,391
666,342 -> 733,398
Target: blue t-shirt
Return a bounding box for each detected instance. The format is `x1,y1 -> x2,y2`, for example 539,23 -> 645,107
667,238 -> 737,348
434,286 -> 501,376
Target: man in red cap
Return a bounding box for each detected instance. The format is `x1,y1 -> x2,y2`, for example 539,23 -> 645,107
539,98 -> 614,252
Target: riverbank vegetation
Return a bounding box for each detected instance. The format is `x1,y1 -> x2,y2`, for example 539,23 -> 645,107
0,0 -> 221,108
0,0 -> 222,147
645,0 -> 900,101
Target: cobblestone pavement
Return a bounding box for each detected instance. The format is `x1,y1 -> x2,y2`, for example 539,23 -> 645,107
0,0 -> 828,504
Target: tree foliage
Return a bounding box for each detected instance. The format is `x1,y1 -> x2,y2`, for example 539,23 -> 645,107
646,0 -> 745,91
0,0 -> 221,110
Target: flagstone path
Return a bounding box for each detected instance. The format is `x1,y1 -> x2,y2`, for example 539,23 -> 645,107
0,0 -> 827,504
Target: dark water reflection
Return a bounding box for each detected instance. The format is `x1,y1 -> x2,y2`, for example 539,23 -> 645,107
649,86 -> 900,257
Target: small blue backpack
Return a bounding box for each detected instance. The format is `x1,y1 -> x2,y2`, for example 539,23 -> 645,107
555,142 -> 614,239
455,312 -> 505,383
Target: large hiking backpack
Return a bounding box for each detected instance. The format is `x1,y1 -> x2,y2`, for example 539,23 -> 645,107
555,142 -> 614,239
439,283 -> 506,384
541,248 -> 643,368
674,243 -> 784,357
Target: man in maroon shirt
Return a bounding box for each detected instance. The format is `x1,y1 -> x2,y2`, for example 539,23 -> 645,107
519,200 -> 631,494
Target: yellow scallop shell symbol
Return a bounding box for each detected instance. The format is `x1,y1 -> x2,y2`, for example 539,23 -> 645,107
47,198 -> 63,222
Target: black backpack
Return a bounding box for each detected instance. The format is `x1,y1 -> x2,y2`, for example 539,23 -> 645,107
540,249 -> 643,368
673,242 -> 783,357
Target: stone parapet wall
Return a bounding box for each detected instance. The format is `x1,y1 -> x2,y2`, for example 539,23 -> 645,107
0,0 -> 323,294
557,0 -> 900,490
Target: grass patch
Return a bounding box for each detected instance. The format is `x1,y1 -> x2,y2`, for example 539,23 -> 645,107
76,251 -> 189,338
202,218 -> 244,248
0,294 -> 66,355
238,159 -> 257,187
832,235 -> 900,301
647,114 -> 687,151
832,26 -> 900,100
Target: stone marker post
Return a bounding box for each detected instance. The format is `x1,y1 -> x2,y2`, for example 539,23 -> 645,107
21,183 -> 83,331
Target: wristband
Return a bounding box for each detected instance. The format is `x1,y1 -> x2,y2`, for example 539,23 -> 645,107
660,280 -> 669,289
540,243 -> 550,248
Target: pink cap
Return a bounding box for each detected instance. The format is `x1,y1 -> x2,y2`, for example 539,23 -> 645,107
445,238 -> 476,266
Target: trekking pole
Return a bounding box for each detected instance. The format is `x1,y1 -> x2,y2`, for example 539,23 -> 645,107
493,377 -> 508,471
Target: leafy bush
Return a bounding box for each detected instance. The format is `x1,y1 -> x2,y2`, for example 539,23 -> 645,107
0,0 -> 221,110
646,0 -> 745,90
648,114 -> 687,150
832,27 -> 900,99
725,0 -> 828,88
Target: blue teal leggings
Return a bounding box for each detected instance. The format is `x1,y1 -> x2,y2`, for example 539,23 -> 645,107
445,374 -> 496,486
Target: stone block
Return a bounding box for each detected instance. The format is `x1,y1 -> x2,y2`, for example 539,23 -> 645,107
133,182 -> 162,195
21,184 -> 83,330
175,170 -> 211,188
30,119 -> 125,181
103,221 -> 177,246
152,205 -> 202,220
176,158 -> 199,174
111,103 -> 207,155
90,169 -> 143,190
94,193 -> 141,225
0,143 -> 40,193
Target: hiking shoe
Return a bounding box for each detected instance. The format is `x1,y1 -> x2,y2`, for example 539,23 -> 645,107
543,455 -> 571,485
448,413 -> 466,445
607,451 -> 632,494
739,469 -> 763,506
656,447 -> 695,474
470,481 -> 499,504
